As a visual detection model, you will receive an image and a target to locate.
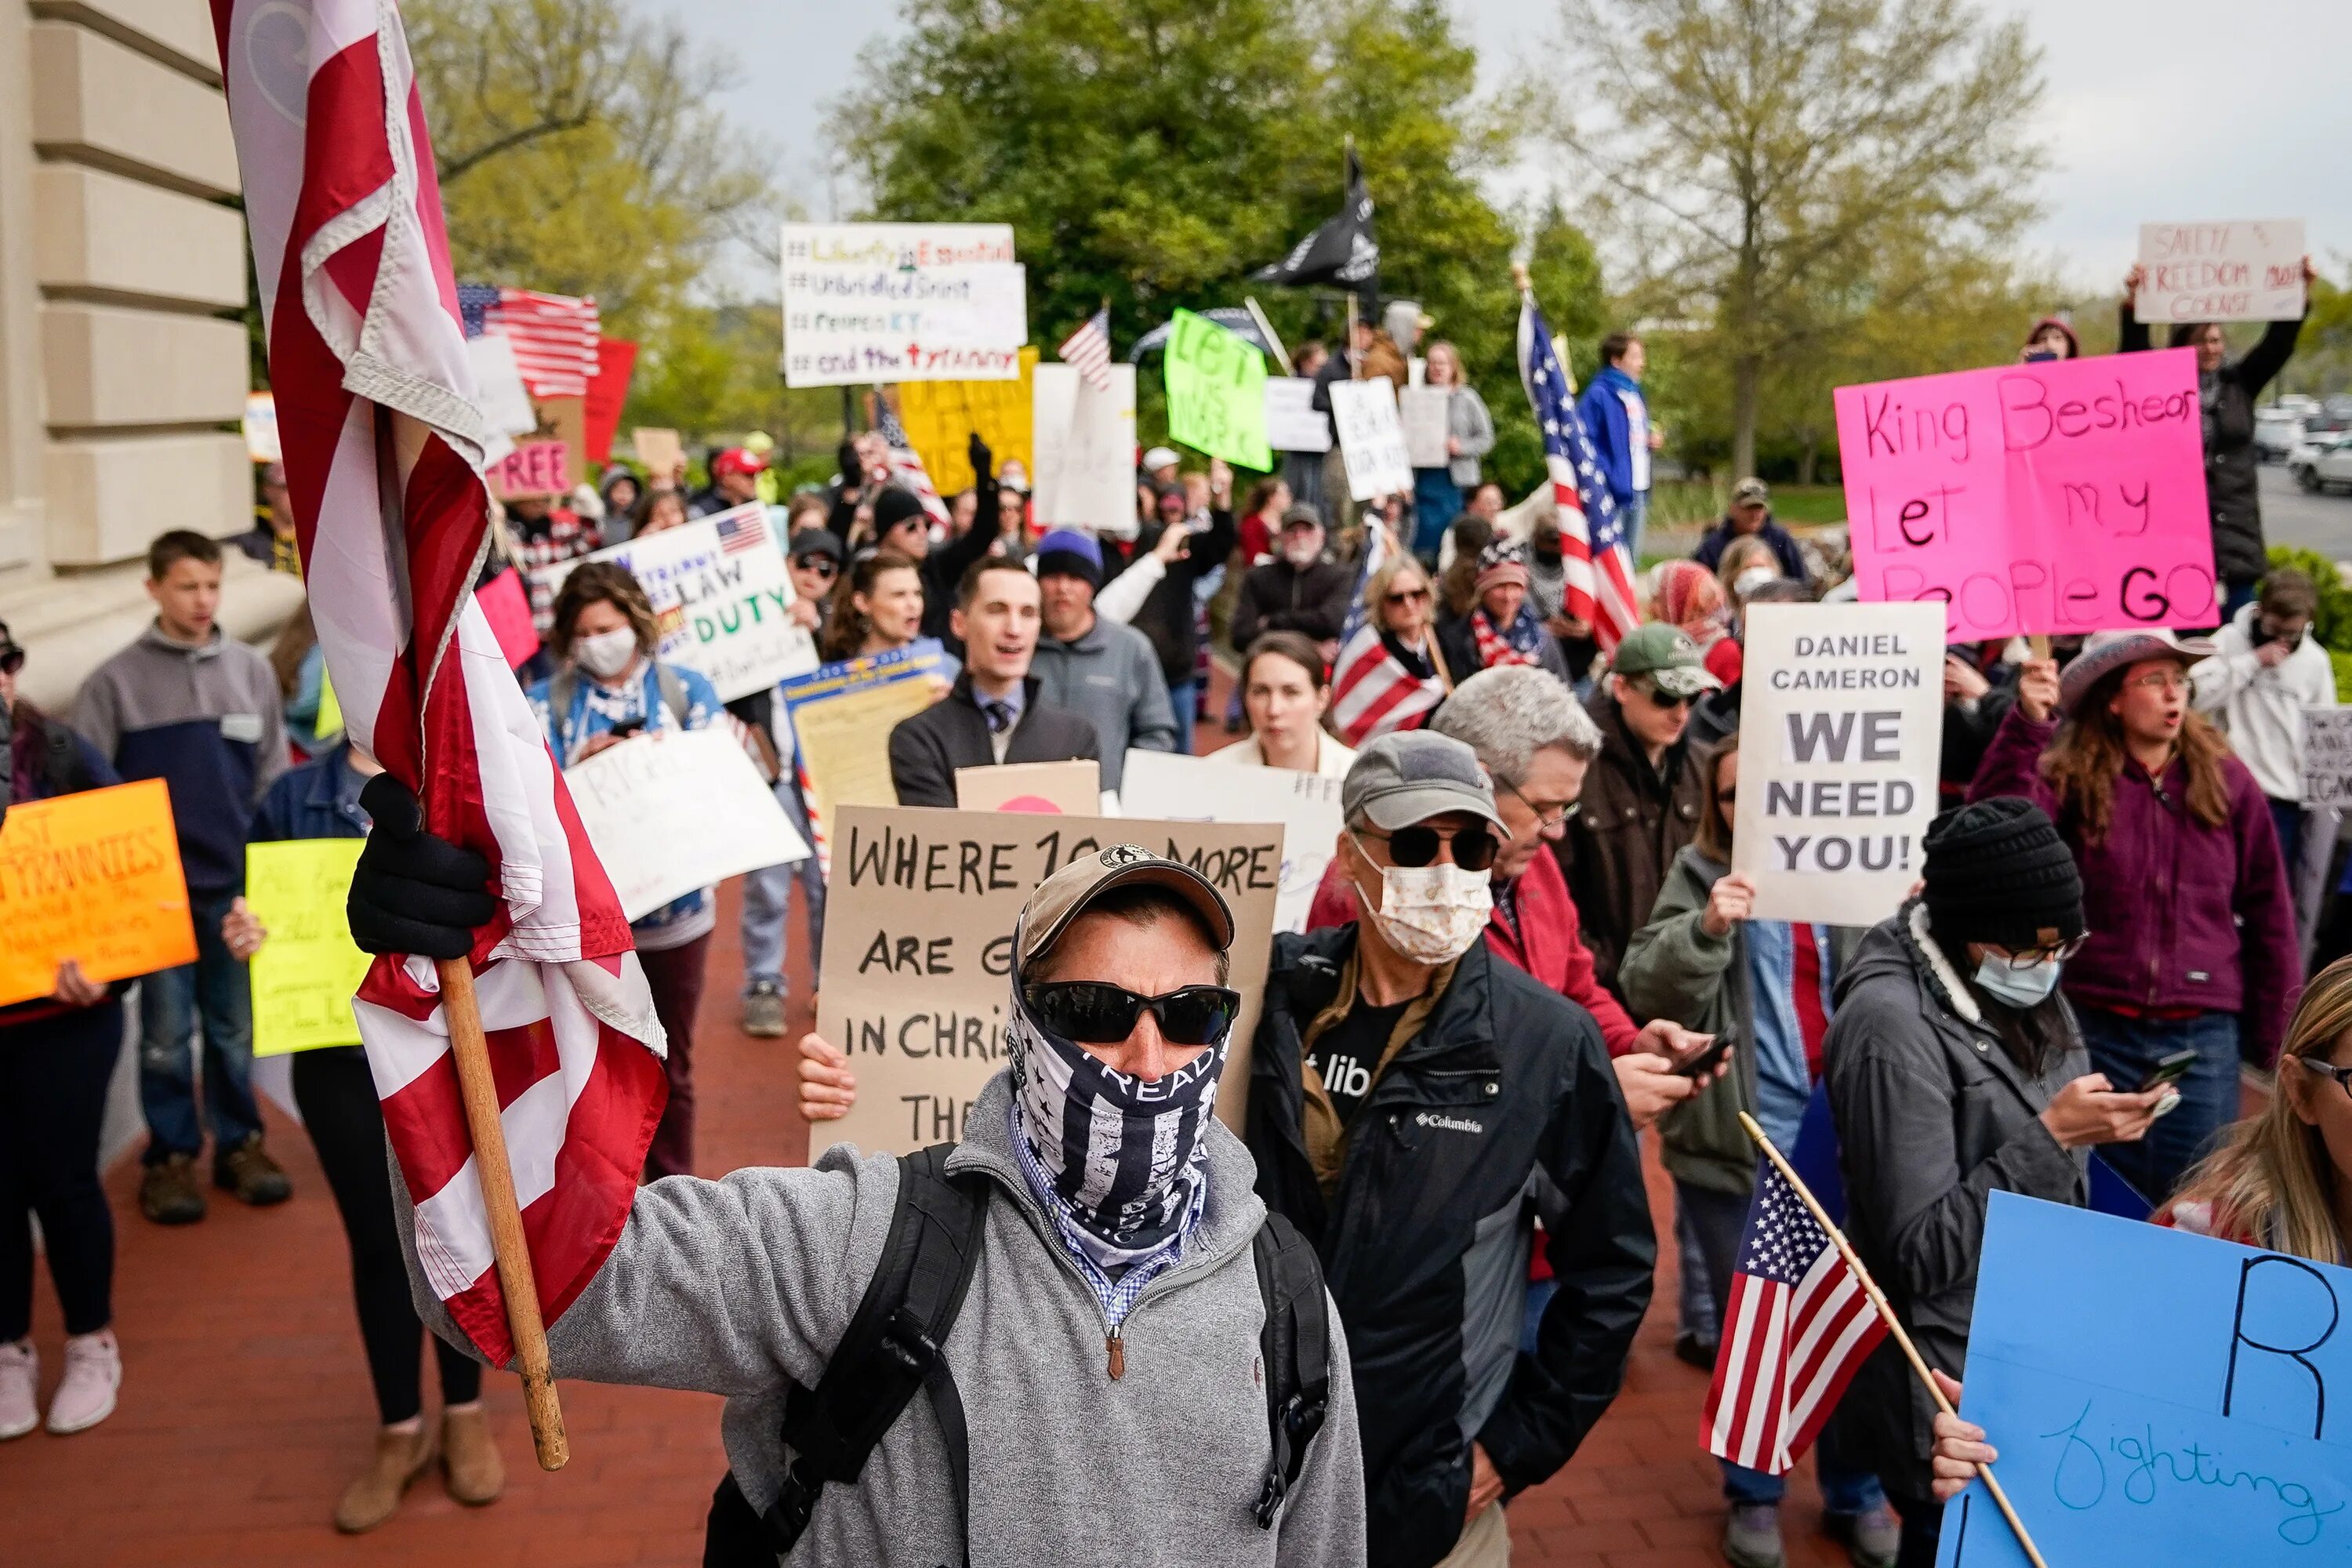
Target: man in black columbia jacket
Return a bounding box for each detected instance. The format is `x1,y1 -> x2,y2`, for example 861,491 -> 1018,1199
1246,731 -> 1653,1568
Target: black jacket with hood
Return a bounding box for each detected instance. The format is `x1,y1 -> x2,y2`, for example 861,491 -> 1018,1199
1823,900 -> 2088,1501
1246,925 -> 1653,1568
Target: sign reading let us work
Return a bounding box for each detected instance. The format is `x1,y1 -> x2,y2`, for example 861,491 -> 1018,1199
1936,1192 -> 2352,1566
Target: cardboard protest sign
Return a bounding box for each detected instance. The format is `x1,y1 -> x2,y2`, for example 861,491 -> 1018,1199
1835,348 -> 2217,643
246,840 -> 369,1056
474,568 -> 539,668
780,223 -> 1026,387
632,427 -> 684,481
0,779 -> 195,1006
243,391 -> 280,463
2302,708 -> 2352,807
1937,1192 -> 2352,1567
2136,219 -> 2307,324
488,440 -> 571,500
466,333 -> 539,437
1330,377 -> 1414,500
1033,363 -> 1139,536
531,396 -> 588,488
780,642 -> 956,835
814,806 -> 1283,1156
533,506 -> 818,701
564,728 -> 809,920
1118,750 -> 1341,934
1264,377 -> 1332,453
1164,309 -> 1272,470
1733,602 -> 1945,925
582,338 -> 637,465
956,760 -> 1101,815
898,347 -> 1039,495
1399,385 -> 1452,470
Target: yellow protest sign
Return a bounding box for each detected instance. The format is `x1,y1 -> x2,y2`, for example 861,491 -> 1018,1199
895,346 -> 1040,495
245,840 -> 372,1055
0,779 -> 196,1006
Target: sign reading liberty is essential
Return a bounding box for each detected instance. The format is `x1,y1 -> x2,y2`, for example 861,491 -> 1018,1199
1936,1192 -> 2352,1566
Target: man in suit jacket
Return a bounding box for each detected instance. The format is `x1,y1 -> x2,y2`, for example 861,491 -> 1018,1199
890,558 -> 1102,808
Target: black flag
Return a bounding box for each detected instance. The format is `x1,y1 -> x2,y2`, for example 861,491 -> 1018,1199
1251,149 -> 1377,295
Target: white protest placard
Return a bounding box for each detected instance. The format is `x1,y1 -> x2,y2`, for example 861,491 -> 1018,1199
466,332 -> 541,437
2303,708 -> 2352,807
242,392 -> 280,463
1033,362 -> 1138,536
1119,750 -> 1341,934
1329,376 -> 1414,500
781,223 -> 1027,387
815,807 -> 1283,1155
564,728 -> 809,921
2136,219 -> 2307,324
1398,385 -> 1452,470
1264,377 -> 1331,453
1733,601 -> 1945,925
531,505 -> 818,701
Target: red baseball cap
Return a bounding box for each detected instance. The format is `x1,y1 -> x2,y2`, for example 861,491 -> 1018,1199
710,447 -> 767,479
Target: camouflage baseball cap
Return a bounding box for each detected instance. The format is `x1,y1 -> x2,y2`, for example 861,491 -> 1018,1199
1612,622 -> 1723,699
1015,844 -> 1236,972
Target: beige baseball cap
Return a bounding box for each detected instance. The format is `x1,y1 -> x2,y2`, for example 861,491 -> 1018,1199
1015,844 -> 1236,973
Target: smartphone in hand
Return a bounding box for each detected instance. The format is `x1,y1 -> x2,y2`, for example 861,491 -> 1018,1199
1671,1026 -> 1737,1080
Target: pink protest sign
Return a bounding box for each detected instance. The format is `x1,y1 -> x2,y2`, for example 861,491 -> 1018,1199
1835,347 -> 2216,641
488,439 -> 570,500
474,569 -> 539,668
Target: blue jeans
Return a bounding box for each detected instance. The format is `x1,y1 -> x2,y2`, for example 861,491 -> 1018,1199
740,776 -> 826,993
1621,492 -> 1649,562
1410,470 -> 1462,561
1519,1276 -> 1556,1356
1165,679 -> 1198,751
1677,1179 -> 1888,1512
137,886 -> 261,1163
2074,1007 -> 2240,1206
2269,796 -> 2302,880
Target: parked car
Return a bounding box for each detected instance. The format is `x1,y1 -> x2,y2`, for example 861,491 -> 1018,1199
2279,393 -> 2321,417
2256,408 -> 2307,461
2292,432 -> 2352,494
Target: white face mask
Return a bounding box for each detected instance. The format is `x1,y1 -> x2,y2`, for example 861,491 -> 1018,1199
1733,565 -> 1778,600
1352,839 -> 1492,965
1973,952 -> 2061,1007
574,626 -> 639,680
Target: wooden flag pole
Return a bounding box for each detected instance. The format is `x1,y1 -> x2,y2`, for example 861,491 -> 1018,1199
439,955 -> 569,1472
1736,1112 -> 2048,1568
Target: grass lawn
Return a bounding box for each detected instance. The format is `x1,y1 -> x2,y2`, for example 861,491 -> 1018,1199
1645,479 -> 1847,528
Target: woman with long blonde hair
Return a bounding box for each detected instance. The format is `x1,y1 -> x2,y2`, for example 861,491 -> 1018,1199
1328,553 -> 1452,746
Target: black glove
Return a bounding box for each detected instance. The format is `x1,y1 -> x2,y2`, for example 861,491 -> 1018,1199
349,773 -> 498,959
967,431 -> 993,485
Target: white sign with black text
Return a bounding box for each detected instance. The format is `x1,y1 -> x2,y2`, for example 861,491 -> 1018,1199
1329,376 -> 1414,501
2303,708 -> 2352,808
565,728 -> 811,921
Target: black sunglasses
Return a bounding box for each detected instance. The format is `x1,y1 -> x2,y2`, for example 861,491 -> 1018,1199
1352,823 -> 1500,873
795,557 -> 839,579
1025,982 -> 1242,1047
1633,681 -> 1696,710
0,643 -> 21,677
2298,1057 -> 2352,1102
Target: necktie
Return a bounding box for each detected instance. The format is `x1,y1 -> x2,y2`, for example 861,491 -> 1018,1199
982,700 -> 1014,735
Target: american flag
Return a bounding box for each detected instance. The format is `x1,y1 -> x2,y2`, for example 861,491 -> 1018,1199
458,283 -> 601,401
1327,522 -> 1446,744
1702,1158 -> 1887,1475
711,503 -> 768,555
1058,307 -> 1114,392
214,0 -> 666,1367
1517,292 -> 1640,651
873,399 -> 952,528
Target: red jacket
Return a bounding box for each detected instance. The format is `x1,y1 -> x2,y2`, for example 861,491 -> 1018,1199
1304,849 -> 1641,1055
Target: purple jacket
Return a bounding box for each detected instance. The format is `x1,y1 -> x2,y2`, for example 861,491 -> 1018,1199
1968,706 -> 2297,1062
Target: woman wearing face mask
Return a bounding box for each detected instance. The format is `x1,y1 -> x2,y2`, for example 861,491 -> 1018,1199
1715,535 -> 1783,624
1212,633 -> 1356,778
1621,736 -> 1896,1568
1329,554 -> 1452,746
2119,256 -> 2314,622
525,564 -> 728,1180
1972,630 -> 2296,1206
1406,340 -> 1495,564
1435,538 -> 1573,686
1826,797 -> 2169,1566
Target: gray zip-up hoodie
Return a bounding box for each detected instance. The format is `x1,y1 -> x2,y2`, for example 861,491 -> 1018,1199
1029,614 -> 1181,793
397,1071 -> 1365,1566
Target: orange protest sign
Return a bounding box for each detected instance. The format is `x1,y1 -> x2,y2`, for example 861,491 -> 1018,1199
0,779 -> 196,1005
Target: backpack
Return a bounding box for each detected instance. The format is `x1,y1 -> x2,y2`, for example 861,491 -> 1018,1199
702,1143 -> 1333,1566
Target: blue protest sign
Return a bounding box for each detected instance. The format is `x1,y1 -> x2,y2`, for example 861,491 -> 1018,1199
1937,1192 -> 2352,1566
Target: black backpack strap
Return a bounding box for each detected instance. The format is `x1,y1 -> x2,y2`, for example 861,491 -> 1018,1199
756,1142 -> 987,1563
1250,1210 -> 1332,1530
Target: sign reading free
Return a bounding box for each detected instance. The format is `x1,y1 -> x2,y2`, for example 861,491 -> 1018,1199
488,439 -> 571,500
1836,348 -> 2217,643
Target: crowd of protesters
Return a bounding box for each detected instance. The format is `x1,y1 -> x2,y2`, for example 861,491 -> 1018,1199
7,258 -> 2348,1568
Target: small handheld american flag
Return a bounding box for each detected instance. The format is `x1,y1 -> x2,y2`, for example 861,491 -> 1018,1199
1702,1149 -> 1887,1474
1058,307 -> 1114,392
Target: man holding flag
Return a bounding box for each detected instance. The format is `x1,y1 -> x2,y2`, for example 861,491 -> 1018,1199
1515,270 -> 1640,654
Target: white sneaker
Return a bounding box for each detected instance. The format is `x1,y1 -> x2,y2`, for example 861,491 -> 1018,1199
0,1340 -> 35,1439
45,1330 -> 118,1436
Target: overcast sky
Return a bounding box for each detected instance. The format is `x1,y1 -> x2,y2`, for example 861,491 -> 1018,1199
662,0 -> 2350,295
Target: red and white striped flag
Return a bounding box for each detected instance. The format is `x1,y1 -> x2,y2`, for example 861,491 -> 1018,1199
1702,1159 -> 1886,1474
469,286 -> 601,401
1058,307 -> 1113,392
1517,291 -> 1641,652
213,0 -> 666,1367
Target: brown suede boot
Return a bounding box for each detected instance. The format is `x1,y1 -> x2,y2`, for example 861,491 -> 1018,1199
441,1405 -> 506,1506
334,1425 -> 437,1534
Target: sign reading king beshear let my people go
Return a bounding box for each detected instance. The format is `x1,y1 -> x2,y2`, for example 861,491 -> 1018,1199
1835,347 -> 2216,644
1733,601 -> 1945,927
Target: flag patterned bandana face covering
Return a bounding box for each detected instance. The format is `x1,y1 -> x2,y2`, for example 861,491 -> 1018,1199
1006,966 -> 1229,1266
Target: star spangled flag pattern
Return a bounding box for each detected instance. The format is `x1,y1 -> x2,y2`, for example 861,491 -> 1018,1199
1059,307 -> 1113,392
1702,1159 -> 1887,1475
212,0 -> 666,1367
1327,522 -> 1444,745
713,504 -> 768,555
873,399 -> 952,528
458,282 -> 601,400
1517,293 -> 1641,652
